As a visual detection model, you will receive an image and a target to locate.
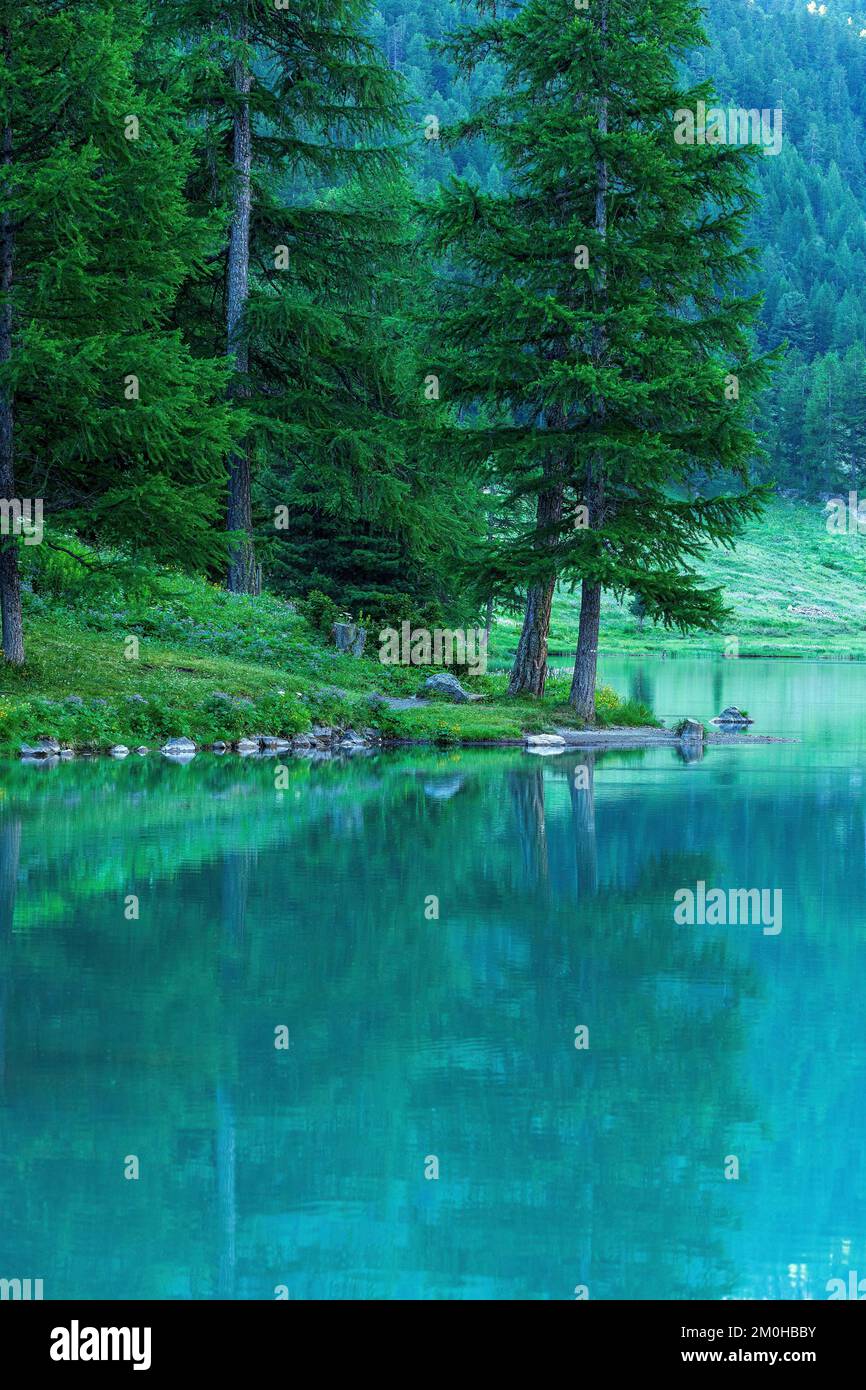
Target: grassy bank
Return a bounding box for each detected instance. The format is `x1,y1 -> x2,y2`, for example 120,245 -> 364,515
9,496 -> 843,751
0,543 -> 652,751
491,498 -> 866,664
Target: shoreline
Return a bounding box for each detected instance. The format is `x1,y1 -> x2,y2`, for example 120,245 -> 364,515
7,724 -> 794,761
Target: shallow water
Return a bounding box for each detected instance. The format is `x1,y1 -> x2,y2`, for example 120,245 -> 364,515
1,657 -> 864,1300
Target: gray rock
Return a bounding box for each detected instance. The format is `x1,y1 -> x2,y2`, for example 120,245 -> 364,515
333,622 -> 367,657
234,738 -> 260,755
338,730 -> 369,751
679,719 -> 704,741
261,736 -> 291,752
20,738 -> 60,757
420,672 -> 473,703
211,740 -> 228,753
110,745 -> 130,758
135,746 -> 149,755
161,736 -> 197,755
291,733 -> 314,749
59,748 -> 74,760
525,733 -> 566,749
712,706 -> 753,726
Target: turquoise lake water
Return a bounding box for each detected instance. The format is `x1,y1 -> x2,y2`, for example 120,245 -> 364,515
1,656 -> 865,1300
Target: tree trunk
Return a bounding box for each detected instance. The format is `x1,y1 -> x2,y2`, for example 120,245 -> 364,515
508,574 -> 555,697
484,506 -> 494,637
0,63 -> 23,667
225,32 -> 258,595
569,579 -> 601,722
508,475 -> 564,696
569,2 -> 608,719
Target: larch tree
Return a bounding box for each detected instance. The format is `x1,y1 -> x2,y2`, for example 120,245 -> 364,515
0,0 -> 237,664
159,0 -> 417,598
427,0 -> 774,715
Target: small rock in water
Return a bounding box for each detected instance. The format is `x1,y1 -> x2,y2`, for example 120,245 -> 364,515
211,740 -> 228,753
234,737 -> 260,755
261,736 -> 291,752
20,738 -> 60,757
109,745 -> 130,758
161,736 -> 197,754
161,736 -> 197,762
525,733 -> 566,748
135,746 -> 148,756
711,706 -> 753,726
679,719 -> 704,740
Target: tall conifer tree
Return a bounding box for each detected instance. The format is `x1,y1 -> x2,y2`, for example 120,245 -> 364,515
428,0 -> 773,715
0,0 -> 236,664
160,1 -> 420,597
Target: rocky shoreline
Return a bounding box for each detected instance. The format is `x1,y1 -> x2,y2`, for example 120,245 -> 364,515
13,721 -> 792,763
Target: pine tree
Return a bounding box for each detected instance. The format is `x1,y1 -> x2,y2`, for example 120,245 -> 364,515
427,0 -> 774,716
0,0 -> 237,664
159,0 -> 413,597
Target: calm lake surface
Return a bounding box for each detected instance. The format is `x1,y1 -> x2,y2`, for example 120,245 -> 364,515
2,655 -> 865,1300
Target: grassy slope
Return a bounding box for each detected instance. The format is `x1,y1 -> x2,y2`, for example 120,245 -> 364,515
490,499 -> 866,664
0,567 -> 649,749
4,498 -> 843,750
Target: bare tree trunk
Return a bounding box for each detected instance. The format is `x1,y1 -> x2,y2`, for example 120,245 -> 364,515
508,477 -> 564,697
508,573 -> 555,697
226,29 -> 258,595
569,579 -> 601,722
484,506 -> 494,637
0,50 -> 23,667
569,2 -> 608,720
508,310 -> 572,700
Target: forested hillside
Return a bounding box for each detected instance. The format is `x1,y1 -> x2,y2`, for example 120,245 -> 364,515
373,0 -> 866,496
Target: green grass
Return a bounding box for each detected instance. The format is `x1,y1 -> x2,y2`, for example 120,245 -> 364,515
7,497 -> 847,749
0,544 -> 652,749
490,498 -> 866,664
